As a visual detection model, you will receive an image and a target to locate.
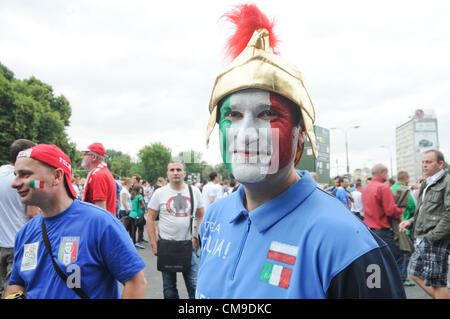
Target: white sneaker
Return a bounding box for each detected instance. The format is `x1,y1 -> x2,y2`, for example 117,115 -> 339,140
135,242 -> 145,249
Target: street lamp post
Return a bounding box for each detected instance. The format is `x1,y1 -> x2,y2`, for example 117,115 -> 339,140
380,145 -> 393,177
330,125 -> 360,178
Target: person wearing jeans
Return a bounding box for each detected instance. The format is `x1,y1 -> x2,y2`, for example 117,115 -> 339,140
146,161 -> 204,299
161,248 -> 198,299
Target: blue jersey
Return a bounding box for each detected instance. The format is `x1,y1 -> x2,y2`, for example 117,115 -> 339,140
335,187 -> 350,208
9,199 -> 146,299
196,171 -> 405,299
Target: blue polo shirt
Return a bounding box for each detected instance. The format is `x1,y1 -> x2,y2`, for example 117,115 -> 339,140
196,171 -> 405,299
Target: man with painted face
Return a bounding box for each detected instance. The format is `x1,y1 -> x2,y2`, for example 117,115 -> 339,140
196,4 -> 405,299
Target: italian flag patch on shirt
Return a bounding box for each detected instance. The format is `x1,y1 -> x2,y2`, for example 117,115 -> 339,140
260,241 -> 298,289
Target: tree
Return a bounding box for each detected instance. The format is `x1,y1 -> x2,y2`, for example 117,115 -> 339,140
0,62 -> 76,164
213,163 -> 233,181
136,142 -> 172,183
105,148 -> 133,179
176,150 -> 208,183
199,162 -> 233,183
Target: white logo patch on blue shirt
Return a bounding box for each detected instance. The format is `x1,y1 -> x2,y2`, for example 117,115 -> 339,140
21,242 -> 39,271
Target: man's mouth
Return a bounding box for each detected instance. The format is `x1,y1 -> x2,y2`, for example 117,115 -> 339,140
234,149 -> 273,157
234,150 -> 259,158
17,189 -> 29,198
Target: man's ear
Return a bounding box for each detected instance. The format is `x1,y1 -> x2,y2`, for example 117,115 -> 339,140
297,129 -> 306,147
53,168 -> 65,186
292,128 -> 306,167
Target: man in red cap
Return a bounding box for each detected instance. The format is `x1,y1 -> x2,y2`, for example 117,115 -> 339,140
81,142 -> 117,215
4,144 -> 146,299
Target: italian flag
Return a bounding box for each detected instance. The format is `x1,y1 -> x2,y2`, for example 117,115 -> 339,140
29,180 -> 44,189
259,241 -> 298,289
219,91 -> 274,173
260,262 -> 293,289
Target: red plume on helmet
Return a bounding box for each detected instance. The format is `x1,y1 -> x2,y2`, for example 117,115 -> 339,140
221,4 -> 280,60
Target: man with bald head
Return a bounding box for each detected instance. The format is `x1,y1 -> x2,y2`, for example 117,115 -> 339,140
362,163 -> 404,272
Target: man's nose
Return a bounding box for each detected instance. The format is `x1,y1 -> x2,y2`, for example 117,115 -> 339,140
11,176 -> 20,189
236,127 -> 258,147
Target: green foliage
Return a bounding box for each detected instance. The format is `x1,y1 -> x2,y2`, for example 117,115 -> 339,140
0,63 -> 14,81
175,150 -> 208,182
213,162 -> 233,181
0,62 -> 76,165
136,142 -> 172,183
200,162 -> 233,183
105,148 -> 133,179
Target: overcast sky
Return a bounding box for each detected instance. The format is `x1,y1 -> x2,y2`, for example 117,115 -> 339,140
1,0 -> 449,178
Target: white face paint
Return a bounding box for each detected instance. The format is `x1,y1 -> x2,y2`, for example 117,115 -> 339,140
223,89 -> 277,183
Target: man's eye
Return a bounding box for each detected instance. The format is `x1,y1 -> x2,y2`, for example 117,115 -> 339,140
258,110 -> 279,120
225,111 -> 242,120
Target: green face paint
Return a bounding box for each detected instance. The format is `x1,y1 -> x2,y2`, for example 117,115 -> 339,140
219,95 -> 233,173
29,180 -> 44,189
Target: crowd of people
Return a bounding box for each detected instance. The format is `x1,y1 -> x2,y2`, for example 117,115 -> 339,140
0,138 -> 242,299
1,137 -> 448,299
320,157 -> 450,296
320,170 -> 424,224
1,4 -> 449,300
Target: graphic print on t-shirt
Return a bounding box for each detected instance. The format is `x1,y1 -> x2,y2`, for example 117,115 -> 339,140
21,242 -> 39,271
165,193 -> 191,217
58,237 -> 80,266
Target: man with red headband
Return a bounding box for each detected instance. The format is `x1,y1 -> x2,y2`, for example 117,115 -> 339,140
196,4 -> 405,299
3,144 -> 146,299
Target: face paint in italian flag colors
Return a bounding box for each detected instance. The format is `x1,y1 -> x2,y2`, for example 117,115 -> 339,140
29,180 -> 44,189
218,89 -> 299,183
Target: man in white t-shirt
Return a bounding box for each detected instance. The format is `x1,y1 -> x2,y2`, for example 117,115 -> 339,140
147,160 -> 204,299
351,182 -> 364,220
202,172 -> 223,211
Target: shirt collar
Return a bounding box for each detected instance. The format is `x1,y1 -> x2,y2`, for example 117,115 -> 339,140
229,170 -> 318,233
426,169 -> 445,186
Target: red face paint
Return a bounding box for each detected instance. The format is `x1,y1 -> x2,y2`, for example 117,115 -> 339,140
268,93 -> 299,169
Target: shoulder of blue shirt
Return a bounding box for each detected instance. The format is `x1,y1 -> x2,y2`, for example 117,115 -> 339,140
200,171 -> 405,298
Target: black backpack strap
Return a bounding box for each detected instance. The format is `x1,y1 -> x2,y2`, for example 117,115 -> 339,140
41,218 -> 90,299
188,184 -> 194,237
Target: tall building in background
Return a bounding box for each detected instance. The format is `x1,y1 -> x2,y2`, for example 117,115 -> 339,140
297,125 -> 330,184
396,109 -> 439,183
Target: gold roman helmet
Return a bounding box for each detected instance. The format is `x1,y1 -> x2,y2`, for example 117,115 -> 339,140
206,6 -> 317,166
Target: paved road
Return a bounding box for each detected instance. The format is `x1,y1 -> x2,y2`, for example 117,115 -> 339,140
132,231 -> 190,299
132,232 -> 444,299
